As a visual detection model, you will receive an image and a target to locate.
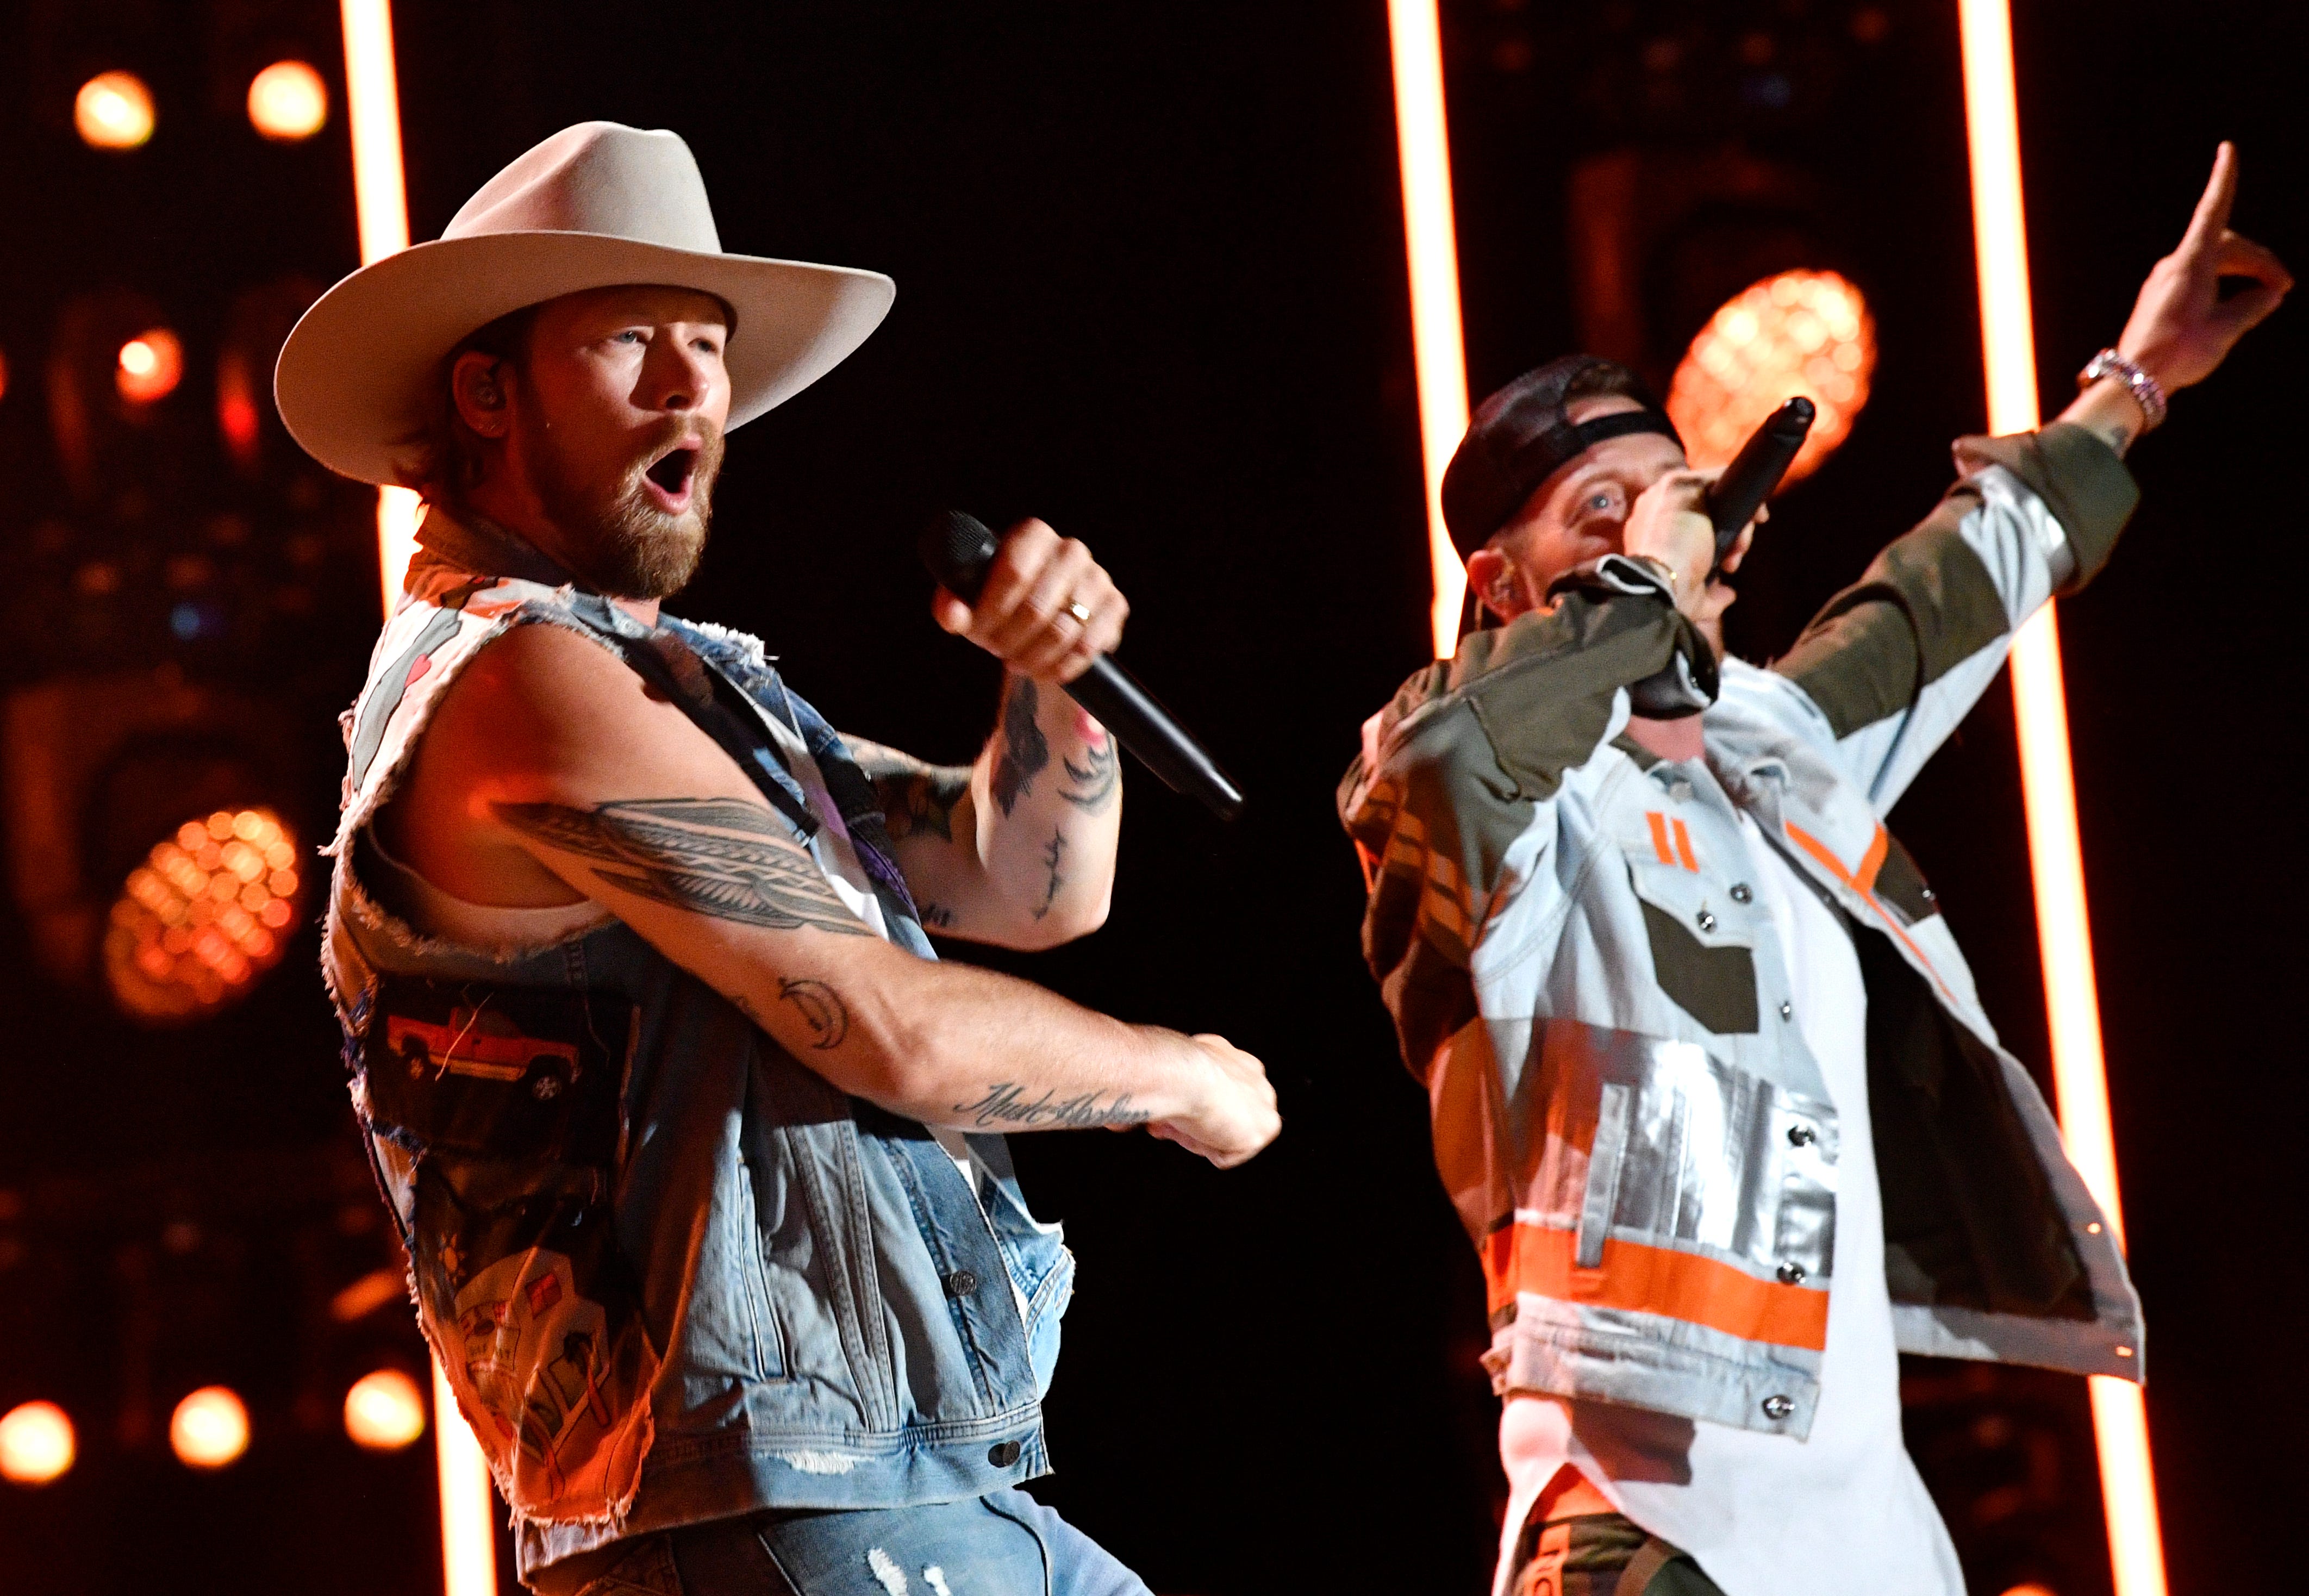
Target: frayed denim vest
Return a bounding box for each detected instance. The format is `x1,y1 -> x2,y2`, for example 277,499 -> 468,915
321,514 -> 1072,1575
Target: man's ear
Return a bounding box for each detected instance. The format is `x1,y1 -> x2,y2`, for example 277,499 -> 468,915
451,350 -> 514,439
1464,546 -> 1524,623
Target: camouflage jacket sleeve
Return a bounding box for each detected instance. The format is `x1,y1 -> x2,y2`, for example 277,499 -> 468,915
1338,560 -> 1715,1078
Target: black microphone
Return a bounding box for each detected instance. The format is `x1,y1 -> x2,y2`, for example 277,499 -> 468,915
1705,396 -> 1814,574
920,511 -> 1245,822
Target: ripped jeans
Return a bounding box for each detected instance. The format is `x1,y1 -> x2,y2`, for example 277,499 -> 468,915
539,1492 -> 1152,1596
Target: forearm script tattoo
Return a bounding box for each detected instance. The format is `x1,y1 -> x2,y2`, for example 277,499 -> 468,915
954,1082 -> 1153,1130
989,677 -> 1050,817
494,797 -> 870,936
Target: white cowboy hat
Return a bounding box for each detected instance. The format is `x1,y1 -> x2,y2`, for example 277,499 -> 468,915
274,121 -> 894,487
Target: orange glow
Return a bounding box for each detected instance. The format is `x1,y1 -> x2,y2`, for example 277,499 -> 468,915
0,1401 -> 76,1486
170,1386 -> 249,1469
434,1355 -> 500,1596
1957,4 -> 2166,1594
248,60 -> 329,141
1384,0 -> 1470,658
116,329 -> 184,405
345,1368 -> 427,1451
341,1 -> 420,615
0,345 -> 9,403
103,808 -> 304,1025
217,351 -> 264,468
76,72 -> 154,150
1667,270 -> 1876,482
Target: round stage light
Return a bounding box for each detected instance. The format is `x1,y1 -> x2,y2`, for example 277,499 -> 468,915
170,1386 -> 248,1470
0,1401 -> 76,1487
76,72 -> 155,150
1665,269 -> 1877,488
103,808 -> 304,1025
344,1369 -> 426,1452
116,329 -> 184,405
247,61 -> 328,142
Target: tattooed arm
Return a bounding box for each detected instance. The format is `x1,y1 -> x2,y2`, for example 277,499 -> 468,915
381,621 -> 1278,1165
845,671 -> 1119,950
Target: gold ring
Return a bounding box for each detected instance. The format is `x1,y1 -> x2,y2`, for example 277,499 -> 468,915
1066,601 -> 1093,624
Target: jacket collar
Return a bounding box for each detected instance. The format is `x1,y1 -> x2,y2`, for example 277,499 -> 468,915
413,502 -> 583,590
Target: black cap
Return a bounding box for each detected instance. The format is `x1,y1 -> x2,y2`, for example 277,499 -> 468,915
1440,356 -> 1684,559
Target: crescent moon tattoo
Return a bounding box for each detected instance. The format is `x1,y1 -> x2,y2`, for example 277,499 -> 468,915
778,977 -> 850,1050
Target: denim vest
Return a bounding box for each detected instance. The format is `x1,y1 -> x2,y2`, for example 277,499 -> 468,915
321,515 -> 1072,1574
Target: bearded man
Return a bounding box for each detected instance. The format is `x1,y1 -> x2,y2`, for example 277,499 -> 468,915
1339,146 -> 2286,1595
276,122 -> 1276,1595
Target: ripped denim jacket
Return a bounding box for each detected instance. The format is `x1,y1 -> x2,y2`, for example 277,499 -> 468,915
321,518 -> 1072,1579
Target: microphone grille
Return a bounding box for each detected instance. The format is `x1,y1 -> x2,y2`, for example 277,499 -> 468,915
919,509 -> 999,602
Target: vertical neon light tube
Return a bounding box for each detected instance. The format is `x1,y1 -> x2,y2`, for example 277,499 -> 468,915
432,1357 -> 499,1596
341,0 -> 422,619
342,11 -> 491,1585
1955,5 -> 2167,1594
1385,0 -> 1471,658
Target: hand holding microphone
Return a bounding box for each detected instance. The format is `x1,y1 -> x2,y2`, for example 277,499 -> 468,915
922,511 -> 1245,821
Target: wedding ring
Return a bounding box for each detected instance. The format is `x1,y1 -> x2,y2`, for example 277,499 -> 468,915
1065,601 -> 1093,624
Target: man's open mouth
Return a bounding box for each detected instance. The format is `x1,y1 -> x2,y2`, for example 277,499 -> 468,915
643,442 -> 700,508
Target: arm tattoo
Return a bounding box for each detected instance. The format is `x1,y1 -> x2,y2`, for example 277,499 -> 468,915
777,977 -> 850,1049
1031,828 -> 1067,921
494,797 -> 871,937
953,1082 -> 1152,1130
845,737 -> 970,844
989,677 -> 1050,816
918,900 -> 959,930
1060,737 -> 1119,812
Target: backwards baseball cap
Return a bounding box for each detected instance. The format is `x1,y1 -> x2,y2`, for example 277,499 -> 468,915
1440,356 -> 1684,559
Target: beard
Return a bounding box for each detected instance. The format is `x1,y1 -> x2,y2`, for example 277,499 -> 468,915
526,415 -> 726,599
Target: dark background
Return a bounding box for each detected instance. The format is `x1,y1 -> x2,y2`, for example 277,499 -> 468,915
0,2 -> 2300,1592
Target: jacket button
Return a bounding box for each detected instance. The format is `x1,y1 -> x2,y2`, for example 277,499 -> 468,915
1787,1124 -> 1816,1147
988,1441 -> 1022,1467
1780,1001 -> 1794,1020
1696,910 -> 1717,933
1777,1262 -> 1807,1284
944,1270 -> 979,1298
1730,883 -> 1753,905
1761,1395 -> 1795,1421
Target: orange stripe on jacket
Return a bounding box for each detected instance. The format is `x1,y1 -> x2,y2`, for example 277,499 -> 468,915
1482,1221 -> 1830,1352
1786,821 -> 1957,1006
1671,818 -> 1699,872
1645,812 -> 1675,865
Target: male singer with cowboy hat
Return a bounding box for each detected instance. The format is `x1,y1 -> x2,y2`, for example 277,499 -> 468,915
276,122 -> 1276,1594
1338,146 -> 2286,1594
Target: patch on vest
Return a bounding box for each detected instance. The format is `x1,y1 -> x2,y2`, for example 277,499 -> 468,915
361,976 -> 657,1526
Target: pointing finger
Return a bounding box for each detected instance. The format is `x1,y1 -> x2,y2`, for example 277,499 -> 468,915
2180,140 -> 2238,252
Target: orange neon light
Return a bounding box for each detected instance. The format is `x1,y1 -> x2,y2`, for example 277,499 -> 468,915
1384,0 -> 1470,658
340,0 -> 422,618
433,1355 -> 499,1596
1956,4 -> 2166,1593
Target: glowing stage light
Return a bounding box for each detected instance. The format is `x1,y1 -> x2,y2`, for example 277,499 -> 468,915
0,1401 -> 76,1487
248,60 -> 329,141
76,72 -> 154,150
435,1356 -> 500,1596
170,1386 -> 249,1470
1667,270 -> 1876,482
1385,0 -> 1471,658
103,808 -> 303,1025
116,329 -> 184,405
1957,3 -> 2166,1594
0,345 -> 9,403
345,1368 -> 427,1452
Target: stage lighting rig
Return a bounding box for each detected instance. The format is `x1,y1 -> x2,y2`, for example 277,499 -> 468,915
344,1368 -> 427,1452
1667,269 -> 1876,479
169,1385 -> 249,1469
74,70 -> 154,149
247,59 -> 329,141
0,1400 -> 77,1487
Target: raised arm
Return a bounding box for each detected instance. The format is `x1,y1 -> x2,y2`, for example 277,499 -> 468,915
848,519 -> 1127,950
398,621 -> 1277,1167
1758,141 -> 2289,811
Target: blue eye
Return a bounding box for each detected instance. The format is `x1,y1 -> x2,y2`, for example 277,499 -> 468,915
1588,491 -> 1615,513
613,330 -> 643,344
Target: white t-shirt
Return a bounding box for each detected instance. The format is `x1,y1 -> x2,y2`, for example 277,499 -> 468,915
1497,809 -> 1963,1596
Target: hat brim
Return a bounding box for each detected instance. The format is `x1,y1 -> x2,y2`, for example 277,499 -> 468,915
274,232 -> 895,487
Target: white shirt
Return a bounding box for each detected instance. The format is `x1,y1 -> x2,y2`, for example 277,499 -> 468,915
1497,811 -> 1963,1596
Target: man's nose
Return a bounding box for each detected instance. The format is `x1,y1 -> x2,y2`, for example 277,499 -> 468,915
640,338 -> 715,413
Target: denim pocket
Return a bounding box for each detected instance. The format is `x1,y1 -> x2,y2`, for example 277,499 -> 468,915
361,974 -> 659,1524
